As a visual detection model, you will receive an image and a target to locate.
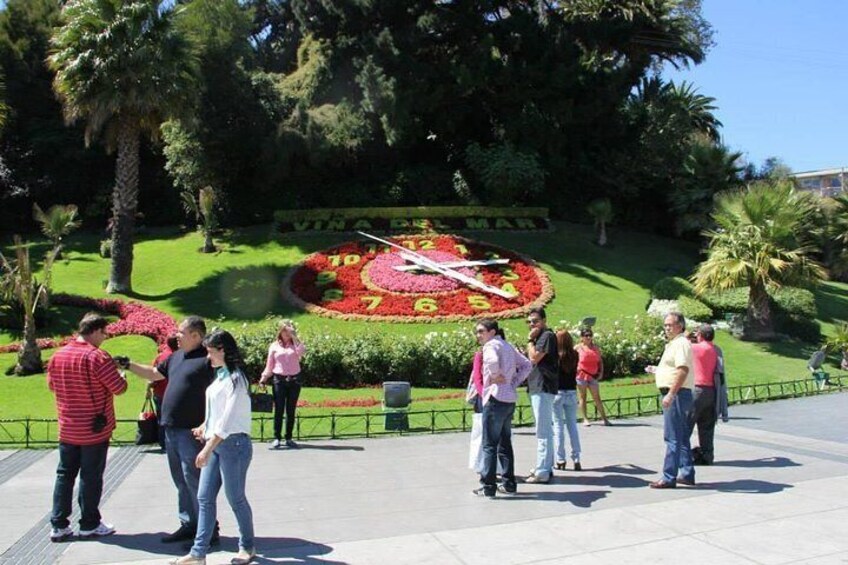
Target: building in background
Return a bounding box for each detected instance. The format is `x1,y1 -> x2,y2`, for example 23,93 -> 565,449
792,168 -> 846,198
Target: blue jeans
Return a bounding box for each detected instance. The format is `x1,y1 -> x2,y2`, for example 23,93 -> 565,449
662,388 -> 695,483
191,434 -> 255,557
480,398 -> 516,494
530,392 -> 555,478
165,427 -> 202,530
51,441 -> 109,530
552,390 -> 581,463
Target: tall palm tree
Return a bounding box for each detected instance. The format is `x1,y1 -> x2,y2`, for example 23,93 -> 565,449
0,236 -> 55,375
32,203 -> 81,259
48,0 -> 198,294
691,180 -> 827,340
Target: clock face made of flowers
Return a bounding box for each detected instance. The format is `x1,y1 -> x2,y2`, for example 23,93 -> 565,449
283,234 -> 554,322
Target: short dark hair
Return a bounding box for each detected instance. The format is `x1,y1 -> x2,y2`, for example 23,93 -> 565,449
476,318 -> 505,340
78,313 -> 108,336
528,307 -> 546,320
697,323 -> 715,341
580,328 -> 593,337
182,316 -> 206,337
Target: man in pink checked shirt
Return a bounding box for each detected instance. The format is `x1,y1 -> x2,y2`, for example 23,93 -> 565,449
473,318 -> 533,498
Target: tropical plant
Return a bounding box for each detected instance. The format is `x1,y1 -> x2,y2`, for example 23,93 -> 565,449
0,70 -> 8,131
181,186 -> 218,253
586,198 -> 613,246
0,236 -> 56,375
48,0 -> 198,293
691,180 -> 827,340
32,203 -> 81,259
827,194 -> 848,280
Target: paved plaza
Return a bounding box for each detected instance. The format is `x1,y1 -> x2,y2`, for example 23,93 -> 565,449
1,392 -> 848,565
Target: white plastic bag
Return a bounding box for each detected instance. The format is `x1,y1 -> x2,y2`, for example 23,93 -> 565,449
468,413 -> 484,472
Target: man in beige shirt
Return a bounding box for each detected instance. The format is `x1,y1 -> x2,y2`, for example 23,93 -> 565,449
646,312 -> 695,489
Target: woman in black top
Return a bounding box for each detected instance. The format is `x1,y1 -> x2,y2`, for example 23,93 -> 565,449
552,330 -> 582,471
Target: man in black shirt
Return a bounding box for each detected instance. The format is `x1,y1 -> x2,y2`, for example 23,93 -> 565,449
525,307 -> 559,484
123,316 -> 216,544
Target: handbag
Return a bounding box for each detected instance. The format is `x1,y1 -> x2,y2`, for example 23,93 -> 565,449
250,384 -> 274,413
135,389 -> 159,445
465,375 -> 479,406
468,412 -> 484,473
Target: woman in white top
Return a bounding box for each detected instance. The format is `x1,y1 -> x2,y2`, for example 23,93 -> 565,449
171,330 -> 255,565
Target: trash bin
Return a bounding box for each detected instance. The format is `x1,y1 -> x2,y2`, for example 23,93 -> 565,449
383,381 -> 411,431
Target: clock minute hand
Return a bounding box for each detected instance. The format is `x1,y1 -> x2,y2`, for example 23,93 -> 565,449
357,231 -> 516,300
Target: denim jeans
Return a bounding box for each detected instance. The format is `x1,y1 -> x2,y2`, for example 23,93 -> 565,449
165,427 -> 203,530
480,398 -> 516,494
272,377 -> 301,441
530,392 -> 555,478
690,386 -> 717,463
191,433 -> 255,557
552,390 -> 581,463
51,441 -> 109,530
662,388 -> 695,483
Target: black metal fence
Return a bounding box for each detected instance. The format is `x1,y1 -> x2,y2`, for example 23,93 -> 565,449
2,375 -> 844,448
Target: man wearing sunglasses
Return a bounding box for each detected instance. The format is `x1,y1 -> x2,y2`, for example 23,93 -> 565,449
525,307 -> 559,484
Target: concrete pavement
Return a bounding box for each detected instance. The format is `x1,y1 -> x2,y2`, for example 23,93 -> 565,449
1,392 -> 847,564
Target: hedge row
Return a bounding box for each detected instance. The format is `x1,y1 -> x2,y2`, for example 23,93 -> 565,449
233,315 -> 667,388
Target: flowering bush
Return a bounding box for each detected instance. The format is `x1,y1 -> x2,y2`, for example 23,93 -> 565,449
0,294 -> 176,354
234,316 -> 666,388
556,315 -> 666,378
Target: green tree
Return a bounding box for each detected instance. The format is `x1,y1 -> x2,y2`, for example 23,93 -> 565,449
32,203 -> 81,258
0,69 -> 7,131
586,198 -> 613,246
48,0 -> 198,294
692,181 -> 827,340
0,236 -> 56,375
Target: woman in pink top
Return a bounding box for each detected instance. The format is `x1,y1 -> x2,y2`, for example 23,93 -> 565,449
575,328 -> 610,426
259,320 -> 306,449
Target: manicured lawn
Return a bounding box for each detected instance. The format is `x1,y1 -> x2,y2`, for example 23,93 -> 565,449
2,222 -> 846,430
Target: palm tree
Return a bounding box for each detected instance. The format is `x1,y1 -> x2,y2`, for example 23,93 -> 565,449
0,70 -> 8,131
0,236 -> 55,375
691,180 -> 827,340
586,198 -> 613,246
181,186 -> 218,253
32,203 -> 81,259
48,0 -> 198,294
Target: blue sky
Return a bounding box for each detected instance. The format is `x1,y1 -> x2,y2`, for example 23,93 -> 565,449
666,0 -> 848,173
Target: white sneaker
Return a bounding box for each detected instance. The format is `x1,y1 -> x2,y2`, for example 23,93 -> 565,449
49,526 -> 73,542
269,439 -> 281,449
78,522 -> 115,538
170,555 -> 206,565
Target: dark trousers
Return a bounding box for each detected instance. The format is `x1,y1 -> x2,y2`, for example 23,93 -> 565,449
51,441 -> 109,530
272,376 -> 301,441
480,398 -> 516,494
153,394 -> 166,450
690,385 -> 717,463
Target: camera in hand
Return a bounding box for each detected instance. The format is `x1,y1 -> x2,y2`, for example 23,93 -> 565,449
91,413 -> 108,433
114,355 -> 130,369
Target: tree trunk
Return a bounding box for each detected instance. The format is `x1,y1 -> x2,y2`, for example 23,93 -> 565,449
15,309 -> 42,375
202,230 -> 215,253
744,280 -> 775,341
107,122 -> 140,294
598,221 -> 608,247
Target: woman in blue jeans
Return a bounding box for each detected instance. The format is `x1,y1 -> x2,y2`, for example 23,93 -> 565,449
552,330 -> 582,471
171,330 -> 255,565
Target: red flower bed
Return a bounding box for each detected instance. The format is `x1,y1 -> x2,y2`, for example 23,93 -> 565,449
0,294 -> 177,354
283,234 -> 554,322
296,391 -> 464,409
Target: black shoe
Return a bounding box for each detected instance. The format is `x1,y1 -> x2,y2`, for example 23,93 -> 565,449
573,462 -> 582,471
285,439 -> 298,449
161,525 -> 195,544
473,486 -> 496,498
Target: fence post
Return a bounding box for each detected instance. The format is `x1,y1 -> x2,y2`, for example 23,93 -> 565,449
330,413 -> 336,439
25,417 -> 30,449
461,408 -> 467,432
365,413 -> 370,438
431,410 -> 436,434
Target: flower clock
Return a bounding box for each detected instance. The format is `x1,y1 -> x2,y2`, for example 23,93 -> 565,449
283,234 -> 553,322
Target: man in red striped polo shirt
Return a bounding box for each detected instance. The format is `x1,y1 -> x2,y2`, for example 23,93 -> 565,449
47,313 -> 128,542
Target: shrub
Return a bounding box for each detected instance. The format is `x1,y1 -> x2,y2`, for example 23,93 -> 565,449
677,296 -> 713,321
650,276 -> 693,300
100,239 -> 112,258
699,286 -> 820,342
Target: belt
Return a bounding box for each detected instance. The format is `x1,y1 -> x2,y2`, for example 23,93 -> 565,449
273,373 -> 299,381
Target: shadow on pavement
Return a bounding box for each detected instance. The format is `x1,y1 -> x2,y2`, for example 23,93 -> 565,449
290,444 -> 365,452
591,464 -> 654,475
695,479 -> 794,494
496,489 -> 612,508
715,456 -> 801,468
